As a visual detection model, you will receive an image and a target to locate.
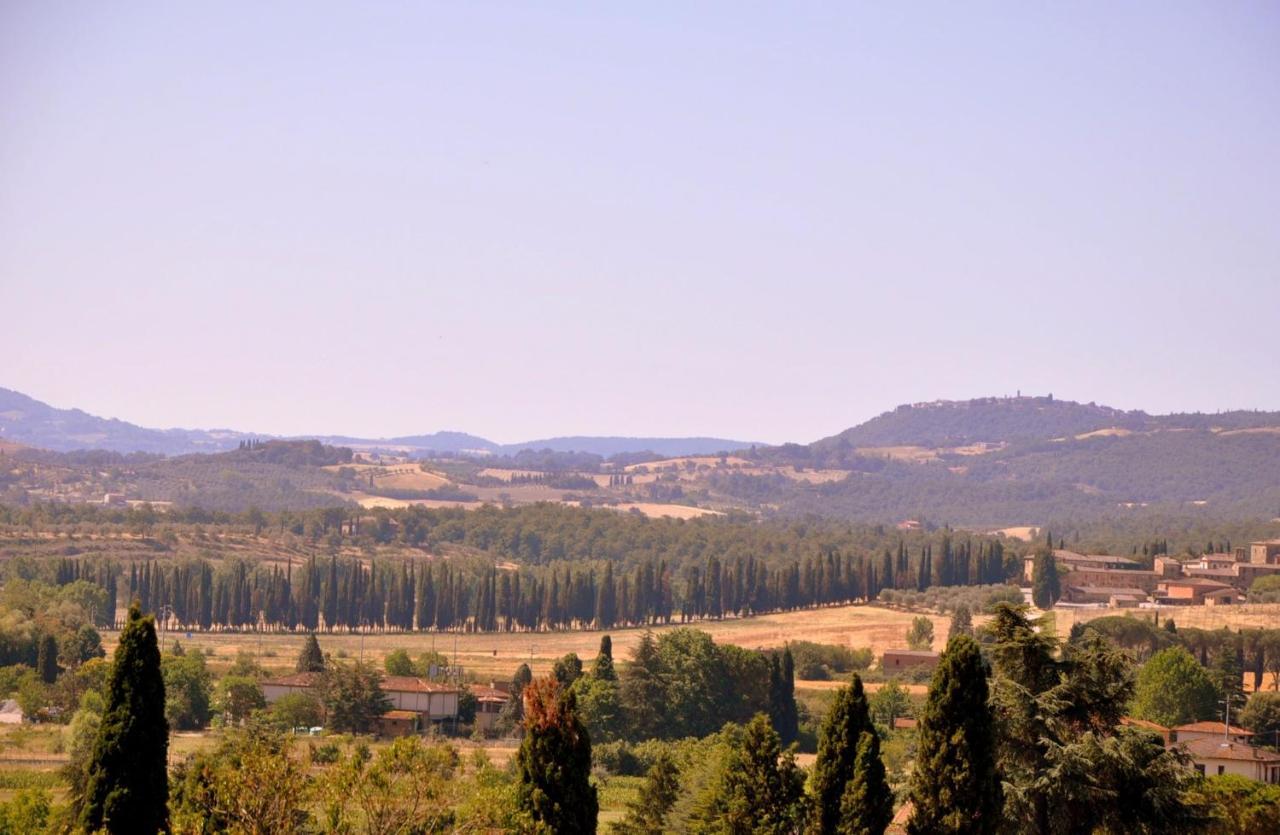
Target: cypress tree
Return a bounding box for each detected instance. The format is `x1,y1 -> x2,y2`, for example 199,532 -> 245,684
82,603 -> 169,835
37,633 -> 60,684
809,673 -> 876,834
613,751 -> 680,835
594,634 -> 616,681
296,633 -> 325,673
837,731 -> 893,835
515,677 -> 598,834
907,634 -> 1001,835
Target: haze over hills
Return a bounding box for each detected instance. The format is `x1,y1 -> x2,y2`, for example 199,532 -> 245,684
0,387 -> 755,458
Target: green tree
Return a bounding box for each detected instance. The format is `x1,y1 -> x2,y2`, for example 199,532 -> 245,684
219,675 -> 266,724
320,662 -> 391,734
1132,646 -> 1218,727
693,713 -> 807,834
383,648 -> 413,676
270,691 -> 324,730
82,603 -> 169,835
594,634 -> 616,681
838,731 -> 893,835
1240,691 -> 1280,749
514,677 -> 597,834
63,624 -> 106,667
768,647 -> 799,745
905,617 -> 934,651
614,751 -> 680,835
296,633 -> 325,673
36,633 -> 59,684
868,678 -> 910,727
1192,774 -> 1280,834
1030,549 -> 1060,609
907,634 -> 1001,835
162,650 -> 213,730
947,604 -> 973,640
553,653 -> 583,687
572,674 -> 621,744
0,789 -> 52,835
809,674 -> 884,835
619,632 -> 666,741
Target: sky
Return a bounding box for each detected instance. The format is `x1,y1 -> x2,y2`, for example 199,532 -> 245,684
2,3 -> 1277,445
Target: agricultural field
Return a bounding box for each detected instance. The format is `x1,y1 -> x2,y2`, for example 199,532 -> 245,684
101,603 -> 949,684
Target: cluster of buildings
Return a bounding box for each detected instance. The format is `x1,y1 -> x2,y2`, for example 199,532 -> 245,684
1122,719 -> 1280,784
261,671 -> 513,736
1024,540 -> 1280,608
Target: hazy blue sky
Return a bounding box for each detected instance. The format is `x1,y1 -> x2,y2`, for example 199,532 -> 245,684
2,3 -> 1277,444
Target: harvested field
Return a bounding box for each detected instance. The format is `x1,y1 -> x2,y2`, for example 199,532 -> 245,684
103,603 -> 951,682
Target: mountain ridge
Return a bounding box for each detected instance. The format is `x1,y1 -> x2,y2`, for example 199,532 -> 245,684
0,387 -> 756,458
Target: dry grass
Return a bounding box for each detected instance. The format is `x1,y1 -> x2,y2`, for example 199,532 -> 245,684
1057,603 -> 1280,635
106,604 -> 946,682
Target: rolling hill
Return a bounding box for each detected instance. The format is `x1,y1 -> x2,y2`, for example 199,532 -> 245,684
0,387 -> 754,458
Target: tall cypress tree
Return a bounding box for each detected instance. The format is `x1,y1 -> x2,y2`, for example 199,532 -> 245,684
82,603 -> 169,835
810,673 -> 878,834
838,731 -> 893,835
768,646 -> 799,745
907,634 -> 1001,835
37,633 -> 60,684
515,677 -> 598,834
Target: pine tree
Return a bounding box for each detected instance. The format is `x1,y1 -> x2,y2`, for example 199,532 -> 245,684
809,673 -> 876,834
1030,549 -> 1060,609
515,677 -> 598,834
695,713 -> 807,834
594,634 -> 616,681
82,603 -> 169,835
837,731 -> 893,835
613,751 -> 680,835
907,634 -> 1001,835
296,633 -> 325,673
947,604 -> 974,640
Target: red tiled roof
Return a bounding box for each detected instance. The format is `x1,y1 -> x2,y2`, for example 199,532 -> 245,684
1121,717 -> 1169,733
468,684 -> 511,702
1179,738 -> 1280,763
883,650 -> 939,659
1173,721 -> 1252,735
380,675 -> 461,694
892,717 -> 918,730
380,710 -> 419,721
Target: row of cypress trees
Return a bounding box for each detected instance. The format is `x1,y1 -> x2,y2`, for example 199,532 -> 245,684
115,536 -> 1006,633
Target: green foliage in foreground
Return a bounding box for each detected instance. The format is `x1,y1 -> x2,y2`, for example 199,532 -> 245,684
516,678 -> 597,834
82,604 -> 169,835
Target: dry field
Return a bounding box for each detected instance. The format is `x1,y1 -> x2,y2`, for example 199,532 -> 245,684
103,604 -> 947,683
1057,603 -> 1280,635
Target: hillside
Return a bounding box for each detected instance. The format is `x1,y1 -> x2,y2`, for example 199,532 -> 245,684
0,387 -> 753,458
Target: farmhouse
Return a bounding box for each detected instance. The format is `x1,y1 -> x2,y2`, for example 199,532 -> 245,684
1156,578 -> 1242,606
1250,539 -> 1280,565
1061,586 -> 1146,607
468,683 -> 513,732
379,676 -> 462,723
1171,721 -> 1253,745
1177,738 -> 1280,783
261,672 -> 462,726
881,650 -> 940,672
261,671 -> 323,702
1022,550 -> 1142,582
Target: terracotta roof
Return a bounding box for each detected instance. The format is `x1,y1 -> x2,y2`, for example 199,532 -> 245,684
380,710 -> 419,721
892,717 -> 918,729
1059,553 -> 1140,566
1067,586 -> 1148,596
468,684 -> 510,702
1180,738 -> 1280,763
1160,578 -> 1233,589
1183,568 -> 1236,578
380,675 -> 461,694
882,650 -> 940,658
261,672 -> 323,688
1173,721 -> 1252,735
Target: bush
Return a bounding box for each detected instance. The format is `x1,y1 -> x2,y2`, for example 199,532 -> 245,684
787,641 -> 874,681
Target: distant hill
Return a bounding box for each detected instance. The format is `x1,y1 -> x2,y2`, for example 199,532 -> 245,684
814,396 -> 1280,449
0,387 -> 754,459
